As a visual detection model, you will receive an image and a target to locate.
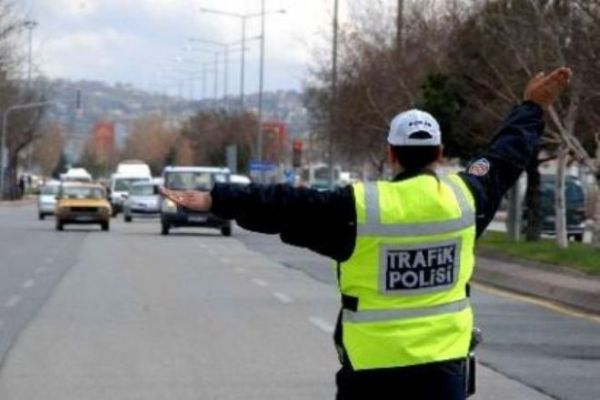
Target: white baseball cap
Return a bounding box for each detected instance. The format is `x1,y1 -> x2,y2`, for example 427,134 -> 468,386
387,109 -> 441,146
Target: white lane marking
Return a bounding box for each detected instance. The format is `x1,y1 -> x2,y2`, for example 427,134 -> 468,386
220,257 -> 231,264
272,292 -> 294,304
35,266 -> 47,274
234,267 -> 246,274
309,317 -> 335,334
251,278 -> 269,287
5,295 -> 21,308
22,280 -> 35,289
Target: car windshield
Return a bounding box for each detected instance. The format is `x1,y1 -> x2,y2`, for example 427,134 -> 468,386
165,172 -> 228,191
62,186 -> 105,199
130,184 -> 155,196
40,185 -> 59,195
114,178 -> 147,192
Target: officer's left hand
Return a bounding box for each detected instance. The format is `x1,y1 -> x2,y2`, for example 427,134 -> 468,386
160,187 -> 212,212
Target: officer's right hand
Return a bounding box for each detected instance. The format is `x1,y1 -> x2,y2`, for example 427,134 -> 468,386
524,67 -> 572,109
160,187 -> 213,212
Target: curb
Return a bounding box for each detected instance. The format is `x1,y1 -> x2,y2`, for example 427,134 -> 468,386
0,196 -> 36,207
474,255 -> 600,315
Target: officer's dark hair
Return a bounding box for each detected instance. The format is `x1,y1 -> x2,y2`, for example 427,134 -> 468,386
391,145 -> 442,171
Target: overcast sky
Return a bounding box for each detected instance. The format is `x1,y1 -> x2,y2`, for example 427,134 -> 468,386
15,0 -> 358,98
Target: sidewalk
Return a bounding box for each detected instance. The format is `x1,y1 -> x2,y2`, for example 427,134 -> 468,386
0,196 -> 36,207
475,254 -> 600,315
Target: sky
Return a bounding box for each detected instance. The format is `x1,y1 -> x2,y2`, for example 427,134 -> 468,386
15,0 -> 355,98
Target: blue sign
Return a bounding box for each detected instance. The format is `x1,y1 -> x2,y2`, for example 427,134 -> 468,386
249,160 -> 277,172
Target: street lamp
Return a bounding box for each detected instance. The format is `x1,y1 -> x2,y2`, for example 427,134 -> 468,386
198,6 -> 285,109
188,37 -> 259,103
23,20 -> 37,88
199,5 -> 286,174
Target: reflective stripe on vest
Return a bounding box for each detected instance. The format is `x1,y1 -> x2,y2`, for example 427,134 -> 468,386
358,176 -> 475,236
342,298 -> 470,323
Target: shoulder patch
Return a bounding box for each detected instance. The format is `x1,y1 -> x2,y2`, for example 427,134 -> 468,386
468,158 -> 490,176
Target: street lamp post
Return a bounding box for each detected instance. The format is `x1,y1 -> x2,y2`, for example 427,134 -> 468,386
199,5 -> 285,178
189,38 -> 259,106
198,7 -> 285,110
23,20 -> 37,88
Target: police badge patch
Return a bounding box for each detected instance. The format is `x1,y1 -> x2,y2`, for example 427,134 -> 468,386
468,158 -> 490,176
380,240 -> 461,295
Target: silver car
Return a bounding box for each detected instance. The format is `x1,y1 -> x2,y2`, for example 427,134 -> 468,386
37,181 -> 61,220
123,181 -> 161,222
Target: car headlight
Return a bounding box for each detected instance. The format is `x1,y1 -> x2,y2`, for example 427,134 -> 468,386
162,198 -> 177,213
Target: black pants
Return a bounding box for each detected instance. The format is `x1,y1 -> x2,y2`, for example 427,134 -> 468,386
336,360 -> 466,400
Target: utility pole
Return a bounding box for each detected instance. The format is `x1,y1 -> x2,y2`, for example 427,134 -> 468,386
328,0 -> 339,190
256,0 -> 266,170
396,0 -> 404,54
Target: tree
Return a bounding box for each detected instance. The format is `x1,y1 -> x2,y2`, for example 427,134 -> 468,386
30,122 -> 65,177
121,115 -> 179,175
305,0 -> 452,175
180,110 -> 257,171
0,1 -> 46,199
446,0 -> 600,247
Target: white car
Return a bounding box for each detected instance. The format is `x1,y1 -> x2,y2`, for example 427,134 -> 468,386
123,181 -> 161,222
37,181 -> 61,220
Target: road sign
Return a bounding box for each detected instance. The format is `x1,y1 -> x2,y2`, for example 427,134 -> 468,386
249,160 -> 277,172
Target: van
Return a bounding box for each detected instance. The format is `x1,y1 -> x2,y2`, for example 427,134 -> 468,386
159,166 -> 231,236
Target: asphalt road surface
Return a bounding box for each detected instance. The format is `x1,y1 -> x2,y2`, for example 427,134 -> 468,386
0,203 -> 598,399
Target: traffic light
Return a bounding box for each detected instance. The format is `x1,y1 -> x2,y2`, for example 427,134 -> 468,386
292,139 -> 303,168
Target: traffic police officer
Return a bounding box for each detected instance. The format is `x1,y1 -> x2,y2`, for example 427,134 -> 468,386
162,67 -> 571,399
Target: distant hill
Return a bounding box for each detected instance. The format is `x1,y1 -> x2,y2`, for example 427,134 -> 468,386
41,78 -> 309,137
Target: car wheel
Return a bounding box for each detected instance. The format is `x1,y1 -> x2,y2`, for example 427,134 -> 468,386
39,213 -> 45,220
161,223 -> 170,235
56,220 -> 64,231
221,225 -> 232,237
124,214 -> 132,223
101,221 -> 110,231
571,233 -> 583,242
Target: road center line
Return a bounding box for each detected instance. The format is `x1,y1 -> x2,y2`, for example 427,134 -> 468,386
309,317 -> 335,334
4,295 -> 21,308
22,280 -> 35,289
272,292 -> 294,304
251,278 -> 269,287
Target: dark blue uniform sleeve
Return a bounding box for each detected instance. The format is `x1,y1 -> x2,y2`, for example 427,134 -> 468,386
459,101 -> 545,237
210,183 -> 357,262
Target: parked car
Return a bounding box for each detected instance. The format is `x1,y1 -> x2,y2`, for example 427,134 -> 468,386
522,175 -> 587,241
160,166 -> 232,236
539,175 -> 587,242
54,182 -> 112,231
123,181 -> 161,222
37,180 -> 61,220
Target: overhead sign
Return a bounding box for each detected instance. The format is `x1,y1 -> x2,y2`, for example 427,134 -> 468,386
249,160 -> 277,172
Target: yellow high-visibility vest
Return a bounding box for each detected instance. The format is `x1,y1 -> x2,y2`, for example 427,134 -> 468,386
339,174 -> 476,370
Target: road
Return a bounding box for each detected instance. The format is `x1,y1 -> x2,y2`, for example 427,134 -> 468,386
0,203 -> 598,399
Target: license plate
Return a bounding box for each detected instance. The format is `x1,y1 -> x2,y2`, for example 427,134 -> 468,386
188,215 -> 207,223
75,215 -> 94,222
